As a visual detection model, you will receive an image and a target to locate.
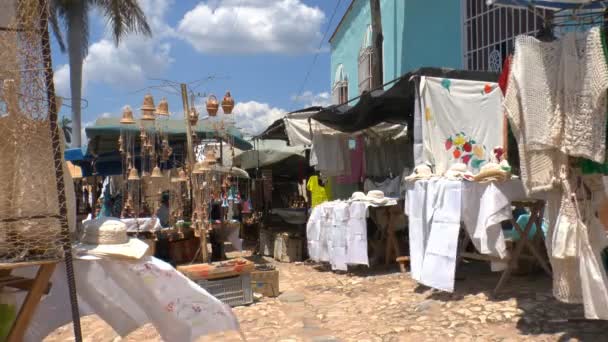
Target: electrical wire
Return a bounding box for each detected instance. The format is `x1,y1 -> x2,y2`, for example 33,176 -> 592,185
292,0 -> 342,108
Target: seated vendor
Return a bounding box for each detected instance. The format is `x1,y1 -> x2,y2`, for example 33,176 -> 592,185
156,192 -> 170,227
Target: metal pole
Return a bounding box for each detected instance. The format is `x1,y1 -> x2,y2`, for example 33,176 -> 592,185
39,1 -> 82,340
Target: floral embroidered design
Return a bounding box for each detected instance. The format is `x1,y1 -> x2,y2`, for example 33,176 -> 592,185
424,107 -> 432,121
445,132 -> 488,168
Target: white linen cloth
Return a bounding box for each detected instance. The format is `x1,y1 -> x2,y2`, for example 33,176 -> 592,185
122,217 -> 162,232
307,200 -> 397,270
14,257 -> 239,341
420,77 -> 504,175
419,180 -> 462,292
405,179 -> 526,292
346,201 -> 370,266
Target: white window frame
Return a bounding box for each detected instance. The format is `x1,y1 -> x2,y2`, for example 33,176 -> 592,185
333,64 -> 348,105
462,0 -> 551,72
358,24 -> 374,94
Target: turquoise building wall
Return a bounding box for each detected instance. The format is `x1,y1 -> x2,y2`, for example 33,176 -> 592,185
330,0 -> 463,102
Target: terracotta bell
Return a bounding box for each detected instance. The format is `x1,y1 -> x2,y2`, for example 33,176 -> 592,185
189,108 -> 199,126
151,166 -> 163,178
128,167 -> 140,181
221,91 -> 234,114
156,97 -> 169,116
120,106 -> 135,124
204,149 -> 217,165
141,94 -> 156,121
206,94 -> 219,116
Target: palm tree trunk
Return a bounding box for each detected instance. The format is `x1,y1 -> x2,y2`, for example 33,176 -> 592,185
67,1 -> 86,147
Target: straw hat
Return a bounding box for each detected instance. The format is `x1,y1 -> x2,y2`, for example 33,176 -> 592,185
473,162 -> 510,183
350,191 -> 367,201
366,190 -> 397,206
445,163 -> 472,180
74,218 -> 149,260
404,164 -> 433,181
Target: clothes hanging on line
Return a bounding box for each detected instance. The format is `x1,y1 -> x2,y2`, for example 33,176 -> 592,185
364,137 -> 411,178
364,176 -> 401,199
336,136 -> 366,184
310,134 -> 350,177
306,175 -> 328,208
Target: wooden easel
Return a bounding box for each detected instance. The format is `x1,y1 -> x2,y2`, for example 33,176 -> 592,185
0,261 -> 57,342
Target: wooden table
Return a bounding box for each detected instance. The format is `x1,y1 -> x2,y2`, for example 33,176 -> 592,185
0,261 -> 57,342
458,200 -> 551,295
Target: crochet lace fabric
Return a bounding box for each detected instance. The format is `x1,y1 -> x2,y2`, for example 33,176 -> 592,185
505,27 -> 608,194
559,27 -> 608,162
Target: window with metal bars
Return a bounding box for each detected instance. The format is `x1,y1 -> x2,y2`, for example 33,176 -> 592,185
462,0 -> 551,72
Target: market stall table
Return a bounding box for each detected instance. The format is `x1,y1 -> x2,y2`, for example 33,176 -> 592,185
405,178 -> 551,294
12,256 -> 239,341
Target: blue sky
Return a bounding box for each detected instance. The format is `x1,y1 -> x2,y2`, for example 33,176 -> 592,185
50,0 -> 352,140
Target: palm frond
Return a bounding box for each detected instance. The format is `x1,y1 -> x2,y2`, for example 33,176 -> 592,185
48,1 -> 67,52
93,0 -> 152,44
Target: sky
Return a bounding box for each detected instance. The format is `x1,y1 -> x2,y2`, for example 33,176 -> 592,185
50,0 -> 353,142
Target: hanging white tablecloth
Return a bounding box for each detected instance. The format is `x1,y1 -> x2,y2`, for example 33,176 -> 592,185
13,256 -> 239,341
405,178 -> 531,292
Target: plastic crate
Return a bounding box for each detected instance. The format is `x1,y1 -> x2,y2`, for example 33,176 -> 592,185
196,273 -> 253,307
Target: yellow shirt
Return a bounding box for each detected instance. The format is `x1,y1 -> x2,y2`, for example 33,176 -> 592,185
307,175 -> 328,208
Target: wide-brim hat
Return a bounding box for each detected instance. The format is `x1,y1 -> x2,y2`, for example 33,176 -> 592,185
366,190 -> 397,206
350,191 -> 367,201
74,218 -> 149,260
473,162 -> 510,183
404,164 -> 433,181
444,163 -> 473,180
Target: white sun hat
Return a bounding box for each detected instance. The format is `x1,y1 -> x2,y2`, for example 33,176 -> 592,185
472,162 -> 510,183
74,218 -> 149,260
366,190 -> 397,207
404,164 -> 434,182
350,191 -> 367,201
445,163 -> 473,180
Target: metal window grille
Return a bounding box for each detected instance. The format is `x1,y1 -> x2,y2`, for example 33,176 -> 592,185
332,81 -> 348,105
358,47 -> 373,94
463,0 -> 552,72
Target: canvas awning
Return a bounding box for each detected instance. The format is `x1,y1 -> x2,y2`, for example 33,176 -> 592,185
234,139 -> 306,170
255,106 -> 322,142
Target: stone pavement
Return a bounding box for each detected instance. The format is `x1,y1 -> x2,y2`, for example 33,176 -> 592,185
45,259 -> 608,342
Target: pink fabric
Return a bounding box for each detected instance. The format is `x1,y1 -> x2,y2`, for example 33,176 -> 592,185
337,136 -> 366,184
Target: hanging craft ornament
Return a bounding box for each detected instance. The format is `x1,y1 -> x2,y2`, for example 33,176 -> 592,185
151,165 -> 163,178
120,106 -> 136,124
156,97 -> 169,116
128,167 -> 141,181
206,94 -> 219,116
221,91 -> 234,114
189,108 -> 199,126
141,94 -> 156,121
178,168 -> 188,182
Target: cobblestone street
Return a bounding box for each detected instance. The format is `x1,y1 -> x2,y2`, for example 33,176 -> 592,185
45,258 -> 608,342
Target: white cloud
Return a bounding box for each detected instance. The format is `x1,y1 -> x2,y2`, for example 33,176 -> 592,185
232,100 -> 286,135
292,91 -> 331,107
177,0 -> 325,54
53,0 -> 174,98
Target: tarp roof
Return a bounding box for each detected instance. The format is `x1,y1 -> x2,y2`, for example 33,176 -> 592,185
234,139 -> 306,170
312,67 -> 499,133
85,117 -> 252,156
487,0 -> 608,10
255,106 -> 322,141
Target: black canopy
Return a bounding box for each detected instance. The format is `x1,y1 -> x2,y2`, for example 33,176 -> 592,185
312,67 -> 499,133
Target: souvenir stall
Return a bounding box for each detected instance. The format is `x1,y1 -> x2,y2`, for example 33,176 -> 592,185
487,0 -> 608,321
234,139 -> 311,261
402,68 -> 550,295
0,1 -> 240,341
